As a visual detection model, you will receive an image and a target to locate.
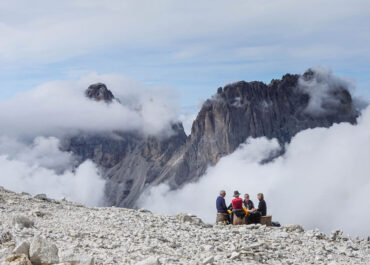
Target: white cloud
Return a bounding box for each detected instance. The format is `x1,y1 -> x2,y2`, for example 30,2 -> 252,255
0,136 -> 105,206
0,72 -> 180,206
0,0 -> 369,66
0,73 -> 178,138
179,111 -> 197,136
298,66 -> 355,115
0,136 -> 74,173
139,106 -> 370,237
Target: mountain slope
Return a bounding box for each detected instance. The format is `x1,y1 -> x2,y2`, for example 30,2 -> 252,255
1,188 -> 369,265
64,69 -> 357,208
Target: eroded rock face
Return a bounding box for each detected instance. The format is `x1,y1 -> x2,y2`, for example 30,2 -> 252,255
85,83 -> 115,102
65,69 -> 358,207
161,72 -> 357,187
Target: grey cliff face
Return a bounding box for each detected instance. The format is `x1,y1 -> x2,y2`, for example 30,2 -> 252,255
85,83 -> 114,102
64,70 -> 358,208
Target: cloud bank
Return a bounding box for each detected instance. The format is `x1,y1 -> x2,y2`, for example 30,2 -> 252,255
0,73 -> 178,206
0,136 -> 104,206
298,66 -> 355,115
0,73 -> 178,138
139,106 -> 370,237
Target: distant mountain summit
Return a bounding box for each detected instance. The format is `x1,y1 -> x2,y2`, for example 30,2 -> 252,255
63,69 -> 358,207
85,83 -> 115,102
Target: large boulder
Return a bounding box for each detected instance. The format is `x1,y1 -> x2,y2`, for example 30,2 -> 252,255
29,236 -> 59,265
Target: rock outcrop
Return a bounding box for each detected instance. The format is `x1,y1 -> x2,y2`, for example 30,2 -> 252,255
0,187 -> 369,264
29,236 -> 59,265
85,83 -> 114,103
159,71 -> 356,187
64,69 -> 358,207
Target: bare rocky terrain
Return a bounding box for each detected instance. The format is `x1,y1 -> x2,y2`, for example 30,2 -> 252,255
0,187 -> 369,265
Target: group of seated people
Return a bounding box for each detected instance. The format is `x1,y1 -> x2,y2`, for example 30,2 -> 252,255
216,190 -> 267,224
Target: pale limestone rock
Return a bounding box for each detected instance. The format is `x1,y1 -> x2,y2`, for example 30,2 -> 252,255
6,254 -> 32,265
29,236 -> 59,265
136,256 -> 160,265
12,241 -> 30,257
12,215 -> 34,229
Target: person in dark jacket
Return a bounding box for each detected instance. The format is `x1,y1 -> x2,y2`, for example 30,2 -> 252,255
257,193 -> 267,216
216,190 -> 228,213
251,193 -> 267,223
243,194 -> 254,210
216,190 -> 230,223
243,193 -> 255,224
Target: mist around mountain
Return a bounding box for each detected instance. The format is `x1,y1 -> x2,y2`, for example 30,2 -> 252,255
0,67 -> 369,237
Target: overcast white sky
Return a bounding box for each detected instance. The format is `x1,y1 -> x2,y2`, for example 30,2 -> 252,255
0,0 -> 370,107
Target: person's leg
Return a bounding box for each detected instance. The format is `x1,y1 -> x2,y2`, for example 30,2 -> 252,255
255,212 -> 261,224
246,214 -> 252,224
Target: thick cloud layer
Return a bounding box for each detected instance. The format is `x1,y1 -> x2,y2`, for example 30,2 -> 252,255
139,106 -> 370,237
0,136 -> 105,206
0,73 -> 178,138
298,66 -> 355,115
0,73 -> 178,206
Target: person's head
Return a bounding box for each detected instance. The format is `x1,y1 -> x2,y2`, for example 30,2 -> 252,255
233,190 -> 240,198
257,193 -> 264,200
219,190 -> 226,197
244,194 -> 250,200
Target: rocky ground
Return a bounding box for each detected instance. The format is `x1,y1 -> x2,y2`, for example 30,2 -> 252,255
0,187 -> 369,265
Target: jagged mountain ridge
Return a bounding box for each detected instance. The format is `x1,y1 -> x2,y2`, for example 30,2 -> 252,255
63,70 -> 357,208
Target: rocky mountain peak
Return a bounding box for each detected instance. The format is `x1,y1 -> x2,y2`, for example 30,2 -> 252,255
67,70 -> 359,208
85,83 -> 115,102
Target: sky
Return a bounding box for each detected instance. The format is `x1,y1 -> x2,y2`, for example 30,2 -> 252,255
0,0 -> 370,108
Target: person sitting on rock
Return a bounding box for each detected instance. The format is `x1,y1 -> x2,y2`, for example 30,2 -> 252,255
216,190 -> 230,224
230,190 -> 245,224
243,193 -> 255,224
249,193 -> 267,223
243,193 -> 254,210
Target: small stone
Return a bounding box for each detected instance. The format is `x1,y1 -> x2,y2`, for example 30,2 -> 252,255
12,215 -> 34,229
330,230 -> 343,241
136,256 -> 160,265
0,231 -> 13,243
6,254 -> 32,265
230,252 -> 241,260
59,249 -> 94,265
202,256 -> 214,264
138,209 -> 152,213
34,194 -> 48,200
33,210 -> 46,218
282,224 -> 304,233
13,241 -> 30,257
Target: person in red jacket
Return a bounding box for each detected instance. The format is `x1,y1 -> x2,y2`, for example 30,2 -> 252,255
232,191 -> 243,209
229,190 -> 245,224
